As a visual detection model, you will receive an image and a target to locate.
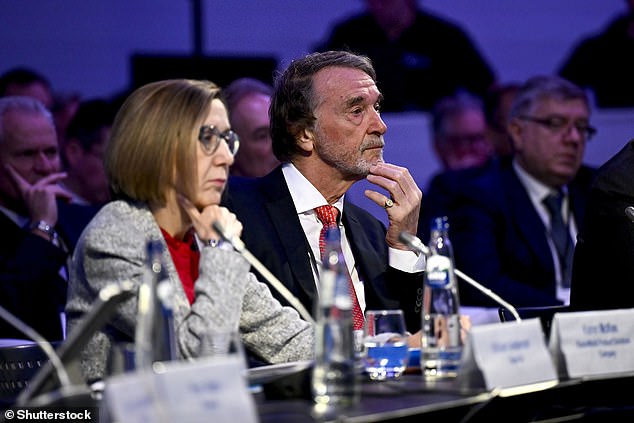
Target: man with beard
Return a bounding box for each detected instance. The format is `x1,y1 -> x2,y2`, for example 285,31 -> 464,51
223,51 -> 425,333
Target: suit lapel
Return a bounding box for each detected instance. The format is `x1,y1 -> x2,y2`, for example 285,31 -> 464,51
505,167 -> 554,271
342,201 -> 391,306
261,169 -> 318,300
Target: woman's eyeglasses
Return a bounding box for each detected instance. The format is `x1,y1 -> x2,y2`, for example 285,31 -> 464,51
198,125 -> 240,155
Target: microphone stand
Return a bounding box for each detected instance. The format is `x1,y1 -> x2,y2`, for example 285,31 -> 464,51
212,221 -> 315,324
16,281 -> 136,406
399,231 -> 522,322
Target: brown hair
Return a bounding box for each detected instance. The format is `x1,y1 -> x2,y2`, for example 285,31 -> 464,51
106,79 -> 222,205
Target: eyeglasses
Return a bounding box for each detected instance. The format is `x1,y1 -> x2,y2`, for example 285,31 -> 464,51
518,115 -> 597,140
198,125 -> 240,155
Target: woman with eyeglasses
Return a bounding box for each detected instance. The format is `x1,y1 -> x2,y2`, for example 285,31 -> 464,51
66,79 -> 313,382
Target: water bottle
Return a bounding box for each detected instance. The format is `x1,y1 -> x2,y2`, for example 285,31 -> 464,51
420,216 -> 463,378
134,240 -> 177,369
312,228 -> 359,408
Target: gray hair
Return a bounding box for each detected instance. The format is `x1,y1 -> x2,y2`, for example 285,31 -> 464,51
223,77 -> 273,117
508,75 -> 589,121
0,96 -> 52,142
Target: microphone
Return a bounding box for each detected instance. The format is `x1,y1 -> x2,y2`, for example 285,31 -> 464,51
212,221 -> 315,324
625,206 -> 634,223
16,281 -> 136,406
399,231 -> 522,322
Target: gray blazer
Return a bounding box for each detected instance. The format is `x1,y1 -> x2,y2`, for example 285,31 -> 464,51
66,199 -> 313,381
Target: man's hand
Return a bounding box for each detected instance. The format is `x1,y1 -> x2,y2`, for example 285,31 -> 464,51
364,162 -> 422,250
5,164 -> 71,225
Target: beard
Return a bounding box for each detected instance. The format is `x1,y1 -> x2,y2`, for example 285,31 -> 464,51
313,130 -> 384,179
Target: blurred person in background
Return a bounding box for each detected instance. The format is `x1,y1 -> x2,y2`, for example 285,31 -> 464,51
61,99 -> 115,206
558,0 -> 634,108
316,0 -> 496,112
418,91 -> 494,240
0,67 -> 54,110
484,82 -> 521,159
0,96 -> 96,341
430,91 -> 493,171
440,76 -> 597,310
0,66 -> 81,144
223,77 -> 280,178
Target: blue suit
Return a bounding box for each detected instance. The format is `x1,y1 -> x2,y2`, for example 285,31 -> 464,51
223,166 -> 424,332
420,158 -> 595,308
0,201 -> 98,341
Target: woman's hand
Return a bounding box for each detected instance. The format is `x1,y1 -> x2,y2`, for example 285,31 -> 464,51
178,194 -> 243,243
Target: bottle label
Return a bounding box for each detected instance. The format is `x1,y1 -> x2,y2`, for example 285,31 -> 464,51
320,270 -> 336,306
425,255 -> 451,288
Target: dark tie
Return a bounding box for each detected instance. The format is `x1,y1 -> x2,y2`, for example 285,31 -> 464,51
543,192 -> 573,288
314,205 -> 364,330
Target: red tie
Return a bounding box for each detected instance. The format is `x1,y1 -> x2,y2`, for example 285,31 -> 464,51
314,205 -> 364,330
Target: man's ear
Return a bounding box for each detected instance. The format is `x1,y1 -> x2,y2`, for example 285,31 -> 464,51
297,128 -> 315,153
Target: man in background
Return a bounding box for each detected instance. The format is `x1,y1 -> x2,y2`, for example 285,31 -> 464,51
0,96 -> 96,341
61,99 -> 115,206
438,76 -> 596,311
223,77 -> 279,177
316,0 -> 495,111
430,91 -> 493,171
418,91 -> 494,239
0,68 -> 54,110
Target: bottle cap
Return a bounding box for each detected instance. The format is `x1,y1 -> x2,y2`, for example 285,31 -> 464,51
431,216 -> 449,232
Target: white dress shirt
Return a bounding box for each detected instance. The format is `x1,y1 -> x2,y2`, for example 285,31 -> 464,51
281,163 -> 425,313
513,160 -> 576,305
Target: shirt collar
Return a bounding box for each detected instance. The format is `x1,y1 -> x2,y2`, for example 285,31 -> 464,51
512,159 -> 566,204
282,162 -> 345,216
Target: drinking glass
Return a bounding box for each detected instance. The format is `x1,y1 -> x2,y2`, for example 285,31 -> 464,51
363,309 -> 409,381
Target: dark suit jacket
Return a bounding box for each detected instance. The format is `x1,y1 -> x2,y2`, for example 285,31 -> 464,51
222,167 -> 424,332
422,158 -> 596,308
0,201 -> 98,341
570,140 -> 634,311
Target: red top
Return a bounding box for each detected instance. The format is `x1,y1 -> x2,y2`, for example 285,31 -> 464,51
160,228 -> 199,304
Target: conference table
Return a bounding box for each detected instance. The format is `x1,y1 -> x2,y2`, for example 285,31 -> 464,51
255,368 -> 634,422
5,367 -> 634,422
5,355 -> 634,422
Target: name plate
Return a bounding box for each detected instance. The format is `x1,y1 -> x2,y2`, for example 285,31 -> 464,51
549,308 -> 634,379
459,318 -> 557,390
105,355 -> 258,423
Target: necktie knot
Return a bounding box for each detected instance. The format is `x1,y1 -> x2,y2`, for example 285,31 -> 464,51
543,191 -> 564,217
314,205 -> 339,230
